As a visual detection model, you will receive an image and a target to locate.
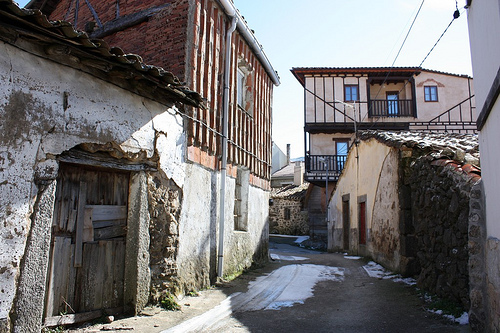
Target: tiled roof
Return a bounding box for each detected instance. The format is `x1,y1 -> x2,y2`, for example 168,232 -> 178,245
359,130 -> 480,171
271,183 -> 309,200
0,0 -> 205,108
272,162 -> 304,178
291,67 -> 471,86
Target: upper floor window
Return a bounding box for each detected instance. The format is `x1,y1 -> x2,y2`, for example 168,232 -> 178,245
424,86 -> 438,102
344,85 -> 359,102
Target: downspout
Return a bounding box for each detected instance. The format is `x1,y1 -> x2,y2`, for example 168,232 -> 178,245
218,15 -> 238,278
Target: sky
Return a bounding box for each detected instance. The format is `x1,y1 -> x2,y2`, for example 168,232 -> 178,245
15,0 -> 474,159
232,0 -> 473,159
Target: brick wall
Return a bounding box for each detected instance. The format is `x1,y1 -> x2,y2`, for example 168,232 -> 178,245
45,0 -> 274,186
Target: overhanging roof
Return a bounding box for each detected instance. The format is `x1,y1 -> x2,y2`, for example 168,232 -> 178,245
291,67 -> 471,87
1,0 -> 205,108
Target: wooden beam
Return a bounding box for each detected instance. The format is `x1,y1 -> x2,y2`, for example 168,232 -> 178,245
74,182 -> 87,268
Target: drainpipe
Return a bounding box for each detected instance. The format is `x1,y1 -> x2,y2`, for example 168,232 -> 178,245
217,15 -> 238,278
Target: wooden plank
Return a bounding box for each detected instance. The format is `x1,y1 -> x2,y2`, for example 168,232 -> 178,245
45,237 -> 72,317
94,225 -> 126,241
92,242 -> 105,310
102,241 -> 113,309
113,241 -> 125,307
74,182 -> 87,268
87,205 -> 127,221
44,310 -> 102,327
83,207 -> 94,242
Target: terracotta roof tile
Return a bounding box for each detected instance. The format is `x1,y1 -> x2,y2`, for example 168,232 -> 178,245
0,0 -> 205,108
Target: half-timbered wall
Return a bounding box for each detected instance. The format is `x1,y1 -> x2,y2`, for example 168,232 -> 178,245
45,0 -> 274,187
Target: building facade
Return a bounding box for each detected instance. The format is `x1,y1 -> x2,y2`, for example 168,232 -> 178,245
290,67 -> 476,242
1,0 -> 278,331
466,0 -> 500,330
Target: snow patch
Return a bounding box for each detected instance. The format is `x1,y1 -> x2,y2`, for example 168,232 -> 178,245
163,264 -> 345,332
428,310 -> 469,325
294,236 -> 310,244
270,253 -> 308,261
363,261 -> 417,286
344,256 -> 362,260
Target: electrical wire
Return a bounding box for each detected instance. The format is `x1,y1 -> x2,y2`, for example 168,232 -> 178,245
361,5 -> 465,128
365,0 -> 425,120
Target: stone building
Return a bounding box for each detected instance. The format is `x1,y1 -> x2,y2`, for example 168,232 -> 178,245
466,0 -> 500,330
328,130 -> 480,310
0,0 -> 278,331
269,183 -> 309,236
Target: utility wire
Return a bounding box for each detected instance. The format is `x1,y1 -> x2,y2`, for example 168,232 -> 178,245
362,5 -> 464,127
366,0 -> 425,121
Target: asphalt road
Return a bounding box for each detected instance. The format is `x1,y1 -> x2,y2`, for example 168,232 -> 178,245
72,236 -> 470,333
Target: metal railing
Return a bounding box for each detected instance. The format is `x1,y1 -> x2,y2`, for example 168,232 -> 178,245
305,154 -> 347,182
409,95 -> 476,133
369,99 -> 415,117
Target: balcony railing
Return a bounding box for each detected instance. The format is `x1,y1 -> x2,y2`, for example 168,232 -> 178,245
305,154 -> 347,183
369,99 -> 415,117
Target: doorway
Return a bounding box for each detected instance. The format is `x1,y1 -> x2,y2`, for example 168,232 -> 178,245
342,194 -> 350,251
45,163 -> 130,318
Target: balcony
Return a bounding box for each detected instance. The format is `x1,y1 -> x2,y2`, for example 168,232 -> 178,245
305,154 -> 347,184
369,99 -> 415,117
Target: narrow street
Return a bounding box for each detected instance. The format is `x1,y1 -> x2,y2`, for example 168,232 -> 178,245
75,236 -> 469,333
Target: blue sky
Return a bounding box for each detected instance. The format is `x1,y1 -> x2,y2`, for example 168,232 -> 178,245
15,0 -> 473,159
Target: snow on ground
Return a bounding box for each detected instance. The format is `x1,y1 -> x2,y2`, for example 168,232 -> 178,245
428,309 -> 469,325
362,261 -> 416,286
294,236 -> 310,244
162,264 -> 344,333
364,262 -> 468,325
270,253 -> 308,261
343,255 -> 363,260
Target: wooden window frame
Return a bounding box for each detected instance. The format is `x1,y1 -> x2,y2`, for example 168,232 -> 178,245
344,84 -> 359,102
424,86 -> 439,102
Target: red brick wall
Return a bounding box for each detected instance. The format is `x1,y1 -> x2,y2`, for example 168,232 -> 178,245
46,0 -> 273,185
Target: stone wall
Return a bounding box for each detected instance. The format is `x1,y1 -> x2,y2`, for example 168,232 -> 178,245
401,154 -> 480,309
148,172 -> 183,301
269,197 -> 309,235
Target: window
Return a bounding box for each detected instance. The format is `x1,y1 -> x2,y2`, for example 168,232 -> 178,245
335,141 -> 349,172
424,86 -> 438,102
284,207 -> 291,220
237,68 -> 245,107
386,92 -> 399,116
344,85 -> 359,102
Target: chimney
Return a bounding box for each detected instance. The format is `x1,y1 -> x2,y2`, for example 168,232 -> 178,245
294,161 -> 303,185
286,144 -> 291,165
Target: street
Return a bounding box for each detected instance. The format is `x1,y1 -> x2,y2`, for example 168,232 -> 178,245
74,236 -> 469,333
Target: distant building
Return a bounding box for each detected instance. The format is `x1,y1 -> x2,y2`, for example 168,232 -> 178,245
291,67 -> 476,243
272,142 -> 289,174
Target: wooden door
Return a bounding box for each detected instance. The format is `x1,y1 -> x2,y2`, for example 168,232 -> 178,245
359,202 -> 366,245
342,200 -> 350,250
45,164 -> 130,318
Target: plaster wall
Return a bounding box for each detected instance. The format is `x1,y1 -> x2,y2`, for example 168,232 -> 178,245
0,41 -> 184,327
304,72 -> 473,125
328,139 -> 401,270
309,133 -> 352,155
413,71 -> 474,121
467,2 -> 500,330
467,0 -> 500,240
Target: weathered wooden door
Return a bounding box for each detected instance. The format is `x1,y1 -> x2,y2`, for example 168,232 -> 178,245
45,163 -> 130,318
342,200 -> 350,250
